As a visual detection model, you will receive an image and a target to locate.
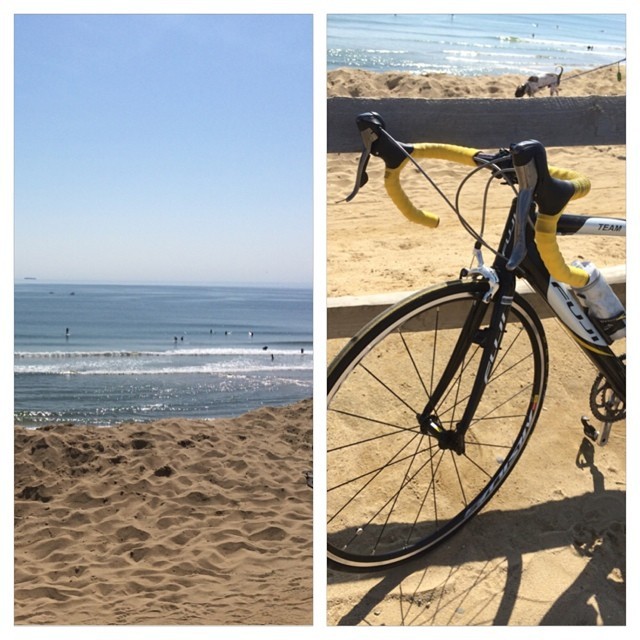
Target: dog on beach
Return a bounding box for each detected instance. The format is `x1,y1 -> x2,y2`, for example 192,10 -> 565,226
515,66 -> 563,97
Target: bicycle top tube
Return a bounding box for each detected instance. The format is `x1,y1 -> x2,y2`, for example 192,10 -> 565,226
557,214 -> 626,237
347,111 -> 598,288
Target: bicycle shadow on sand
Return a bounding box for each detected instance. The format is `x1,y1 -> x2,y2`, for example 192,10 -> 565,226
328,438 -> 625,626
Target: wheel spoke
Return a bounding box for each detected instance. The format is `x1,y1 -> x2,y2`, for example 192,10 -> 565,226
340,437 -> 447,553
327,407 -> 418,452
359,361 -> 421,415
328,440 -> 436,493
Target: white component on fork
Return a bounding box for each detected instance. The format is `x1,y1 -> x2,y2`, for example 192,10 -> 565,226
466,246 -> 499,303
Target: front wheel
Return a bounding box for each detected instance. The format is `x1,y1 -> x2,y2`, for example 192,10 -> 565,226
327,279 -> 548,571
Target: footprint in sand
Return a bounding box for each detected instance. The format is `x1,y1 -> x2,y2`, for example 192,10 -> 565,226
115,525 -> 150,543
248,526 -> 287,542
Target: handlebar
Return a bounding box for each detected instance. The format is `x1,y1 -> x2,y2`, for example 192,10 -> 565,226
346,112 -> 592,287
384,143 -> 479,228
345,112 -> 481,228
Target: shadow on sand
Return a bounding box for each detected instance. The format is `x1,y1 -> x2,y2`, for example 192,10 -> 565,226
328,438 -> 625,626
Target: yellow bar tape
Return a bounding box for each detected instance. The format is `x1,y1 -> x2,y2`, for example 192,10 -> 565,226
411,143 -> 480,166
535,213 -> 589,287
549,165 -> 591,199
384,143 -> 480,228
537,166 -> 592,286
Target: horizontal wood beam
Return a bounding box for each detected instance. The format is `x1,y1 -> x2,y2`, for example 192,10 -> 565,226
327,265 -> 626,340
328,96 -> 626,151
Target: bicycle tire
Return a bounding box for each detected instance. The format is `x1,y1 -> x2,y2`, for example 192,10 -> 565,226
327,279 -> 548,571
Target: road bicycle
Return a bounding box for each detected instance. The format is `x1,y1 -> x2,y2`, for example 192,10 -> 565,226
327,112 -> 626,572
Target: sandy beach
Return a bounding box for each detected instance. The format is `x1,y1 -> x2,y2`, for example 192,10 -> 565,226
328,64 -> 626,100
14,399 -> 313,625
327,69 -> 626,625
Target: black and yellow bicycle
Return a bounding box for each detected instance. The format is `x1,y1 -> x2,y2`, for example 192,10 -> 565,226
327,112 -> 626,572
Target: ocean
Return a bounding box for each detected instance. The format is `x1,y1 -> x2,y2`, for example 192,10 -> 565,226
327,13 -> 626,76
14,283 -> 313,426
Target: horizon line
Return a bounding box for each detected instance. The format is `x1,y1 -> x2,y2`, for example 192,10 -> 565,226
14,278 -> 312,289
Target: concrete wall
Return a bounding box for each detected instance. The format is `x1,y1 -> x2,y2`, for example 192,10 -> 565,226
327,266 -> 625,340
327,96 -> 626,151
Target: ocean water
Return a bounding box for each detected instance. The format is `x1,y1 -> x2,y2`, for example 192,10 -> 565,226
14,283 -> 313,426
328,14 -> 626,76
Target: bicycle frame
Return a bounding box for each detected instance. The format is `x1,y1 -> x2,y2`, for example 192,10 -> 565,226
521,212 -> 626,402
418,198 -> 626,451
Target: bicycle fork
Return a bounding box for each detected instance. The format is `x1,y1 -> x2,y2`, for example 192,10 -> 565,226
417,267 -> 517,455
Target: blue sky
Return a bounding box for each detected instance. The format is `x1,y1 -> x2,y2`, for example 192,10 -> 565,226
14,14 -> 313,285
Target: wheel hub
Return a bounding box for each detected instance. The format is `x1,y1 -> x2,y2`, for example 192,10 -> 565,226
418,414 -> 465,454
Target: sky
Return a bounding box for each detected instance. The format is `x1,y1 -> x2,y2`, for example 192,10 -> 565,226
13,13 -> 313,286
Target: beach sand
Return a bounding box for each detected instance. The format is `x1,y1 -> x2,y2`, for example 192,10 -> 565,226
327,69 -> 626,625
328,64 -> 626,100
14,399 -> 313,625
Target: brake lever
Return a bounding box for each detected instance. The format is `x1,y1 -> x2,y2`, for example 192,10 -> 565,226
506,187 -> 534,271
341,112 -> 386,203
343,146 -> 371,203
507,143 -> 539,271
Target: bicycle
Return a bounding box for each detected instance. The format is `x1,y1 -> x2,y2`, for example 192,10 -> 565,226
327,112 -> 626,572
